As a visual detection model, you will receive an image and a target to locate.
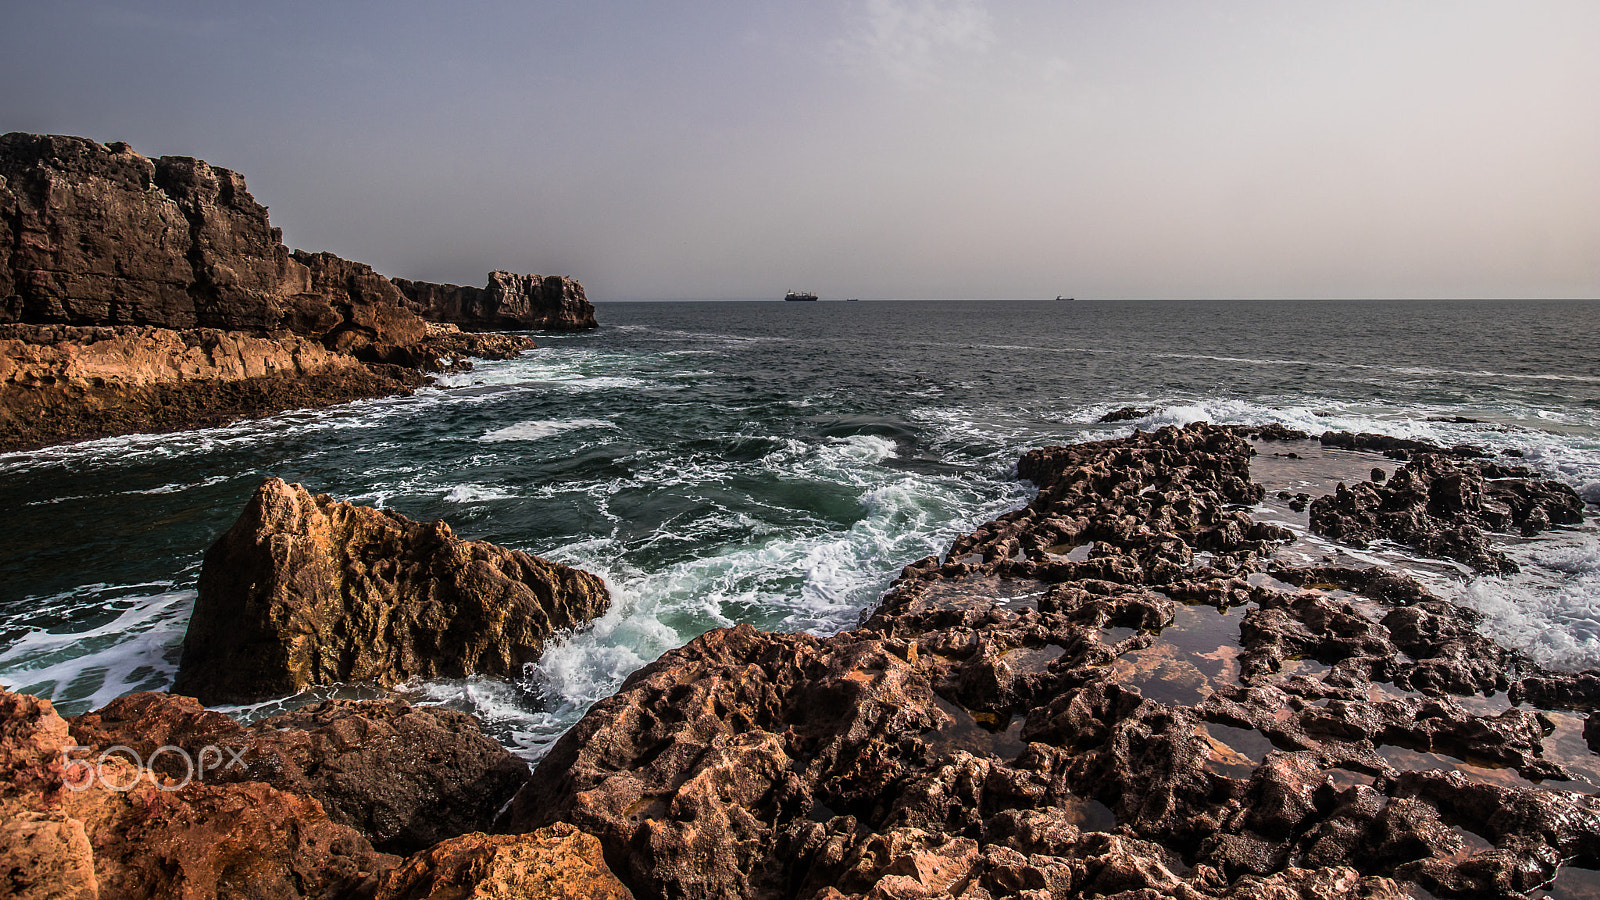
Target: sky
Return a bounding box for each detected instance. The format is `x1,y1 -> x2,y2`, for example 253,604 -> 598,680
2,1 -> 1597,301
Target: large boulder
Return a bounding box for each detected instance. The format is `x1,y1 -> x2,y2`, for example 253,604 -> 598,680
174,478 -> 610,704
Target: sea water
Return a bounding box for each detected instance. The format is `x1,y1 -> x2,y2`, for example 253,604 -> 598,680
2,298 -> 1597,757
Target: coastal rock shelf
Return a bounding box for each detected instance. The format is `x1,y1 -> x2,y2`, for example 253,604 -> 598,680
0,323 -> 427,450
174,478 -> 612,704
505,423 -> 1600,900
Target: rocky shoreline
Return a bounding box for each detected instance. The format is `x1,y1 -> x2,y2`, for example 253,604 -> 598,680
0,132 -> 596,452
4,423 -> 1598,898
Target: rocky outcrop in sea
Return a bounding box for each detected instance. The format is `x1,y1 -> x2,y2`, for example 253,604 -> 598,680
395,271 -> 596,331
174,478 -> 612,704
3,423 -> 1596,898
0,132 -> 595,450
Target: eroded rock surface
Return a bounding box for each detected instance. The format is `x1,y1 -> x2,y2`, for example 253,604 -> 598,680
71,692 -> 531,854
174,478 -> 610,704
422,322 -> 538,368
0,323 -> 425,451
503,423 -> 1599,900
369,825 -> 633,900
0,687 -> 395,900
1308,451 -> 1584,573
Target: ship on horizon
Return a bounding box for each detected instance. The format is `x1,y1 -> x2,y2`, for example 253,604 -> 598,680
784,290 -> 819,302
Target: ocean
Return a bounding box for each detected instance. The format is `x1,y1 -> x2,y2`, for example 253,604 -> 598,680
2,298 -> 1597,758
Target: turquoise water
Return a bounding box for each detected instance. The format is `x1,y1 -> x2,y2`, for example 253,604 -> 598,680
2,298 -> 1597,756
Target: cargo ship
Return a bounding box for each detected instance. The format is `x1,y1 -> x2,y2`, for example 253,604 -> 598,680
784,290 -> 819,302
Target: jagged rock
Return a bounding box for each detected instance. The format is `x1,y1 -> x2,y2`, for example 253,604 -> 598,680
0,687 -> 394,900
0,133 -> 438,350
71,692 -> 531,854
174,478 -> 610,704
291,250 -> 432,367
1097,406 -> 1151,423
499,424 -> 1595,900
1307,451 -> 1584,573
422,322 -> 537,367
0,133 -> 291,328
369,826 -> 632,900
395,271 -> 597,332
1317,430 -> 1485,460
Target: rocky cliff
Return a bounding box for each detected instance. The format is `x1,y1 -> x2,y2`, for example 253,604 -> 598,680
0,132 -> 570,449
174,478 -> 612,705
394,271 -> 597,331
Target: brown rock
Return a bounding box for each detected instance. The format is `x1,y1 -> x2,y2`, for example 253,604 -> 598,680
1,687 -> 393,900
500,424 -> 1596,900
0,323 -> 424,452
292,250 -> 433,366
71,692 -> 531,854
174,478 -> 611,704
371,826 -> 632,900
0,132 -> 598,449
421,322 -> 538,366
395,271 -> 597,331
1307,451 -> 1584,573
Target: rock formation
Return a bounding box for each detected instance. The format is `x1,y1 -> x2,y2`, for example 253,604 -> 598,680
2,685 -> 634,899
500,423 -> 1599,900
71,692 -> 532,854
395,271 -> 597,332
0,687 -> 396,900
174,478 -> 611,704
369,826 -> 634,900
0,132 -> 578,450
422,322 -> 539,367
1308,450 -> 1584,573
0,324 -> 425,451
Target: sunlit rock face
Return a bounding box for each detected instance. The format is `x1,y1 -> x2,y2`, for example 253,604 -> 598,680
174,477 -> 611,705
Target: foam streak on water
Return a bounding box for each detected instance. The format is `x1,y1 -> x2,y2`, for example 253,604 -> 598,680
2,299 -> 1596,758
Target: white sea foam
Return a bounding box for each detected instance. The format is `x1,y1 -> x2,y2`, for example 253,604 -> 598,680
443,483 -> 516,503
0,587 -> 192,714
1452,537 -> 1600,671
479,418 -> 617,443
128,474 -> 233,495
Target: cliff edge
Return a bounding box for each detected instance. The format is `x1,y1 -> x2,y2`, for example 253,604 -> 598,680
0,133 -> 589,449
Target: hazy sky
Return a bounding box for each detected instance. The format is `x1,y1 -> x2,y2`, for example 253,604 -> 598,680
3,1 -> 1596,300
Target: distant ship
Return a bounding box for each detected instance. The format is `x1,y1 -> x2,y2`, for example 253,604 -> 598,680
1055,295 -> 1074,301
784,290 -> 819,302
